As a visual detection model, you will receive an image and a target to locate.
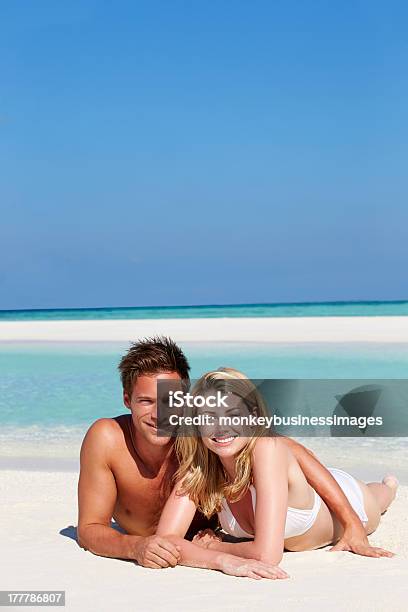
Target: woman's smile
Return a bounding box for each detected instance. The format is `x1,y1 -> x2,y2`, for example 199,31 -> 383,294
211,434 -> 237,446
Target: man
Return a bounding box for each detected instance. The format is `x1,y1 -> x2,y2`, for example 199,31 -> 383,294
78,336 -> 391,568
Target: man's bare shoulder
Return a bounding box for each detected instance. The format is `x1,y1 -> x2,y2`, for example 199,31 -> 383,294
80,416 -> 128,460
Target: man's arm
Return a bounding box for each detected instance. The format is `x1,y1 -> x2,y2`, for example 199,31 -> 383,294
77,419 -> 180,568
281,437 -> 393,557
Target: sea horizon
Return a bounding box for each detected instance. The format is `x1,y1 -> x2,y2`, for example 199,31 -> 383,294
2,299 -> 408,320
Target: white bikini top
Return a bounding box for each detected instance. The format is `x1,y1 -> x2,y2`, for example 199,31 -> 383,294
218,485 -> 322,540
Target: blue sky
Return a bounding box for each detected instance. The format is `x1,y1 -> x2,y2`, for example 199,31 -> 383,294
1,0 -> 407,309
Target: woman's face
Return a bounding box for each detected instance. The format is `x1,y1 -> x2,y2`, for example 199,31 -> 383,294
197,391 -> 252,458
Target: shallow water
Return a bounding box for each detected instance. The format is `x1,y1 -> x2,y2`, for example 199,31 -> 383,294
1,340 -> 408,428
1,340 -> 407,480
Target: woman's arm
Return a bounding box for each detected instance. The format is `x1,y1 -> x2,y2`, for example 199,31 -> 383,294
156,480 -> 288,579
156,481 -> 197,538
156,482 -> 224,570
281,438 -> 393,557
204,438 -> 289,565
165,534 -> 288,579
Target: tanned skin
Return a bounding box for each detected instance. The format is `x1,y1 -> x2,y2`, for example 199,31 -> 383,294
78,373 -> 186,568
78,372 -> 391,570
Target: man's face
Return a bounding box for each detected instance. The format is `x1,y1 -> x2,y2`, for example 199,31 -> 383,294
124,372 -> 181,446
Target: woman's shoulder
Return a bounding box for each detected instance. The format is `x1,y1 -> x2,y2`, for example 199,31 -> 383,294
251,436 -> 290,462
250,437 -> 291,491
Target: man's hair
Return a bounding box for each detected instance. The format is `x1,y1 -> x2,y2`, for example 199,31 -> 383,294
118,336 -> 190,397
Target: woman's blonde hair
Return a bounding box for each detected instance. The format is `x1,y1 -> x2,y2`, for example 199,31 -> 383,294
174,367 -> 272,518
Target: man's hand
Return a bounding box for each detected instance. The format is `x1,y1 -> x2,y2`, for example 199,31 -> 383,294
330,527 -> 394,558
133,535 -> 181,568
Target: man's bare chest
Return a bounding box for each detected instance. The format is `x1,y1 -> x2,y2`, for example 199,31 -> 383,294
110,448 -> 175,533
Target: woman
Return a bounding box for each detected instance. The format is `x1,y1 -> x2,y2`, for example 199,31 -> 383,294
156,368 -> 398,579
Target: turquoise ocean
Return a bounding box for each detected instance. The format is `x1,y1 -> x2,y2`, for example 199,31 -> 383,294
2,300 -> 408,320
1,302 -> 408,473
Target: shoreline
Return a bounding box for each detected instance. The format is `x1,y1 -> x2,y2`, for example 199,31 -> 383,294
2,436 -> 407,484
1,315 -> 408,342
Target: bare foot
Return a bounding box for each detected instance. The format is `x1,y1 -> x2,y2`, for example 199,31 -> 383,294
380,474 -> 399,513
382,474 -> 399,492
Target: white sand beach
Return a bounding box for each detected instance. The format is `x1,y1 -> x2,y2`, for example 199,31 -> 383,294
0,467 -> 407,612
1,317 -> 407,610
1,315 -> 408,342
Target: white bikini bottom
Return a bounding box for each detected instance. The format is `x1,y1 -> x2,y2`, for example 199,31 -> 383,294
218,467 -> 369,540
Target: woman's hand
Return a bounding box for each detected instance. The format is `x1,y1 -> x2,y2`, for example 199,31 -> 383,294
330,527 -> 394,558
193,529 -> 223,549
219,554 -> 289,580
